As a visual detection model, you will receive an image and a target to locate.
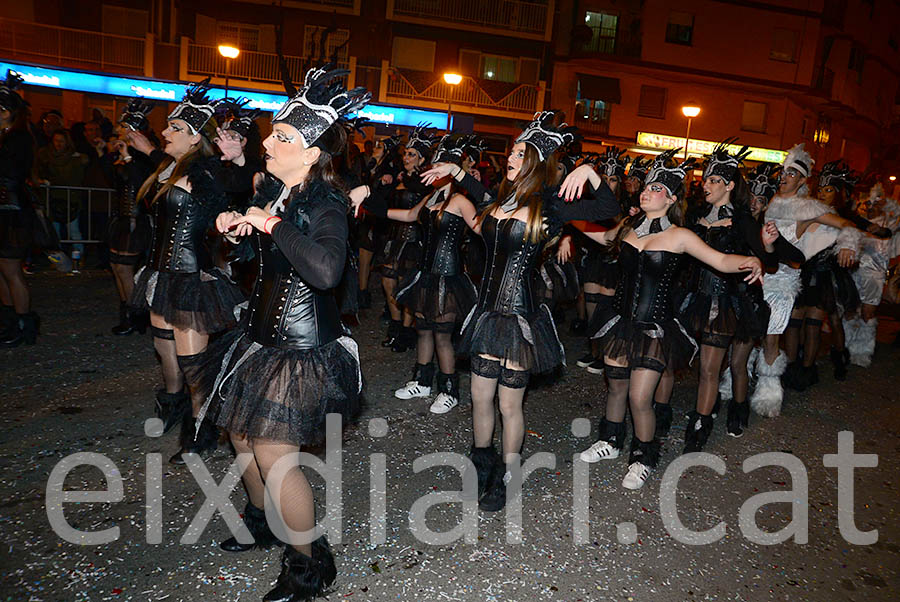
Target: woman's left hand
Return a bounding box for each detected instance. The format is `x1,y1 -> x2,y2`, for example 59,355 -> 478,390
558,164 -> 597,202
234,206 -> 274,233
739,256 -> 764,284
215,128 -> 244,163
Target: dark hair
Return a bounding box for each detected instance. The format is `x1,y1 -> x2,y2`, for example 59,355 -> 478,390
308,121 -> 348,192
137,128 -> 218,205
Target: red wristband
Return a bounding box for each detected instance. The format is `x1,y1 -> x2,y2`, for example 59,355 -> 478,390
264,216 -> 281,235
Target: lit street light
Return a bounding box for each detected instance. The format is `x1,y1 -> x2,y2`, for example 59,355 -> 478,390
218,45 -> 240,97
443,73 -> 462,131
682,104 -> 700,159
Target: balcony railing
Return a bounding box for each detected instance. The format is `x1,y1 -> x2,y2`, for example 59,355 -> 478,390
183,41 -> 352,89
576,31 -> 641,59
574,109 -> 610,138
0,18 -> 146,75
387,0 -> 553,40
382,63 -> 543,120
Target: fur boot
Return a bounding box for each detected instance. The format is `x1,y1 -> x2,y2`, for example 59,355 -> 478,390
750,350 -> 787,417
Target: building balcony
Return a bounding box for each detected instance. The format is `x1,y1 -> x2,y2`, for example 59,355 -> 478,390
571,31 -> 642,60
380,61 -> 545,121
181,40 -> 354,92
386,0 -> 554,41
0,17 -> 149,76
573,109 -> 610,139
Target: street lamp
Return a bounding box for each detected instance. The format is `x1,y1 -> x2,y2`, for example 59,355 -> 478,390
443,72 -> 462,131
218,45 -> 240,97
681,104 -> 701,159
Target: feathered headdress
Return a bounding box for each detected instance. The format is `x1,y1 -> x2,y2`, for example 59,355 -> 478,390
461,134 -> 488,164
747,162 -> 782,202
516,111 -> 577,161
271,63 -> 371,148
599,146 -> 629,178
432,133 -> 467,166
216,97 -> 260,138
406,122 -> 437,160
644,148 -> 696,195
378,133 -> 403,155
818,160 -> 856,193
119,98 -> 155,132
783,143 -> 814,177
703,137 -> 751,182
167,78 -> 218,135
0,70 -> 26,113
628,156 -> 653,183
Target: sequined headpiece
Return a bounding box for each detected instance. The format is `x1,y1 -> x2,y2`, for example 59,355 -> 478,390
703,137 -> 751,183
461,134 -> 488,164
783,143 -> 814,177
378,134 -> 402,155
599,146 -> 629,178
167,78 -> 217,135
628,156 -> 652,183
216,97 -> 260,138
432,133 -> 466,166
516,111 -> 577,161
406,123 -> 437,160
645,148 -> 696,195
0,70 -> 25,113
748,163 -> 782,201
120,98 -> 155,132
818,160 -> 856,193
272,63 -> 371,148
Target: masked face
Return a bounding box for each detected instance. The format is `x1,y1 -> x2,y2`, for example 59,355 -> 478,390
778,167 -> 805,195
161,119 -> 200,159
703,175 -> 734,205
640,182 -> 674,214
402,148 -> 423,172
506,142 -> 527,181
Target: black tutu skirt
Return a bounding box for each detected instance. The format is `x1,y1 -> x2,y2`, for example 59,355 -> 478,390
0,207 -> 34,259
532,259 -> 580,306
396,270 -> 477,321
580,245 -> 620,289
798,250 -> 860,314
107,214 -> 153,254
677,287 -> 770,345
130,266 -> 244,334
381,238 -> 422,280
591,309 -> 698,373
458,304 -> 564,374
200,328 -> 363,446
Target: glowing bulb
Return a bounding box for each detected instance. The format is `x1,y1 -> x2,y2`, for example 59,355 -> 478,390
682,105 -> 700,118
443,73 -> 462,85
218,45 -> 240,59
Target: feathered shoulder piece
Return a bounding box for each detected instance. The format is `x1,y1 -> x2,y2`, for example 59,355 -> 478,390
703,137 -> 750,182
272,63 -> 371,147
645,148 -> 696,195
765,192 -> 833,222
516,111 -> 578,161
407,122 -> 437,160
168,78 -> 217,135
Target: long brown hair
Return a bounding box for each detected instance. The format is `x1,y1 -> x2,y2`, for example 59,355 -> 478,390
476,144 -> 557,242
611,183 -> 686,252
137,120 -> 218,204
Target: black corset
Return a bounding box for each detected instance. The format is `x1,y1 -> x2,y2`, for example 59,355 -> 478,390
391,187 -> 422,243
246,232 -> 343,350
614,244 -> 682,323
691,222 -> 743,296
117,183 -> 139,218
477,215 -> 544,315
420,208 -> 466,276
148,186 -> 213,273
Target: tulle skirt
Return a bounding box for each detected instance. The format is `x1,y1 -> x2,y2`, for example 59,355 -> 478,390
677,286 -> 770,345
532,259 -> 580,306
107,214 -> 153,254
199,328 -> 363,446
458,304 -> 565,374
396,270 -> 477,321
591,309 -> 698,373
130,266 -> 244,334
381,239 -> 421,280
580,245 -> 620,289
798,250 -> 860,314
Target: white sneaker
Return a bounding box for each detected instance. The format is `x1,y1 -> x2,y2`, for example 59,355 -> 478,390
622,462 -> 651,490
429,392 -> 458,414
394,382 -> 431,399
579,440 -> 621,463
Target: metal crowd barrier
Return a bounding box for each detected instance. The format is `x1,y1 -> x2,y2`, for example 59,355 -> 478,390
40,184 -> 116,244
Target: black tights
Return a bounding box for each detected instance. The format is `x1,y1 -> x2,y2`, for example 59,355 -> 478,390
470,355 -> 529,463
416,314 -> 456,374
697,344 -> 728,415
729,341 -> 754,404
604,362 -> 662,442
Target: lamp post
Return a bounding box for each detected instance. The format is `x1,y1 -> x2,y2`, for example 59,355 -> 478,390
218,45 -> 240,97
681,104 -> 700,159
443,72 -> 462,131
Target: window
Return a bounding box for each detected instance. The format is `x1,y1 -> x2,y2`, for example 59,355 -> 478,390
741,101 -> 767,133
102,5 -> 149,38
665,12 -> 693,46
218,22 -> 260,52
458,51 -> 539,84
638,85 -> 667,118
481,55 -> 517,83
391,37 -> 436,72
584,11 -> 618,54
576,81 -> 611,129
770,29 -> 797,62
848,44 -> 865,83
304,26 -> 350,63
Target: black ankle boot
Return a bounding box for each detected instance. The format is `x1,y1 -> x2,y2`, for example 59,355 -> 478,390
381,319 -> 400,347
154,389 -> 190,434
479,455 -> 507,512
683,411 -> 714,453
169,413 -> 218,465
391,326 -> 416,352
831,347 -> 849,381
0,305 -> 15,338
464,445 -> 498,502
726,401 -> 750,438
0,312 -> 39,347
358,289 -> 372,309
782,361 -> 804,391
220,502 -> 283,552
653,403 -> 673,439
111,301 -> 134,336
263,537 -> 337,602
